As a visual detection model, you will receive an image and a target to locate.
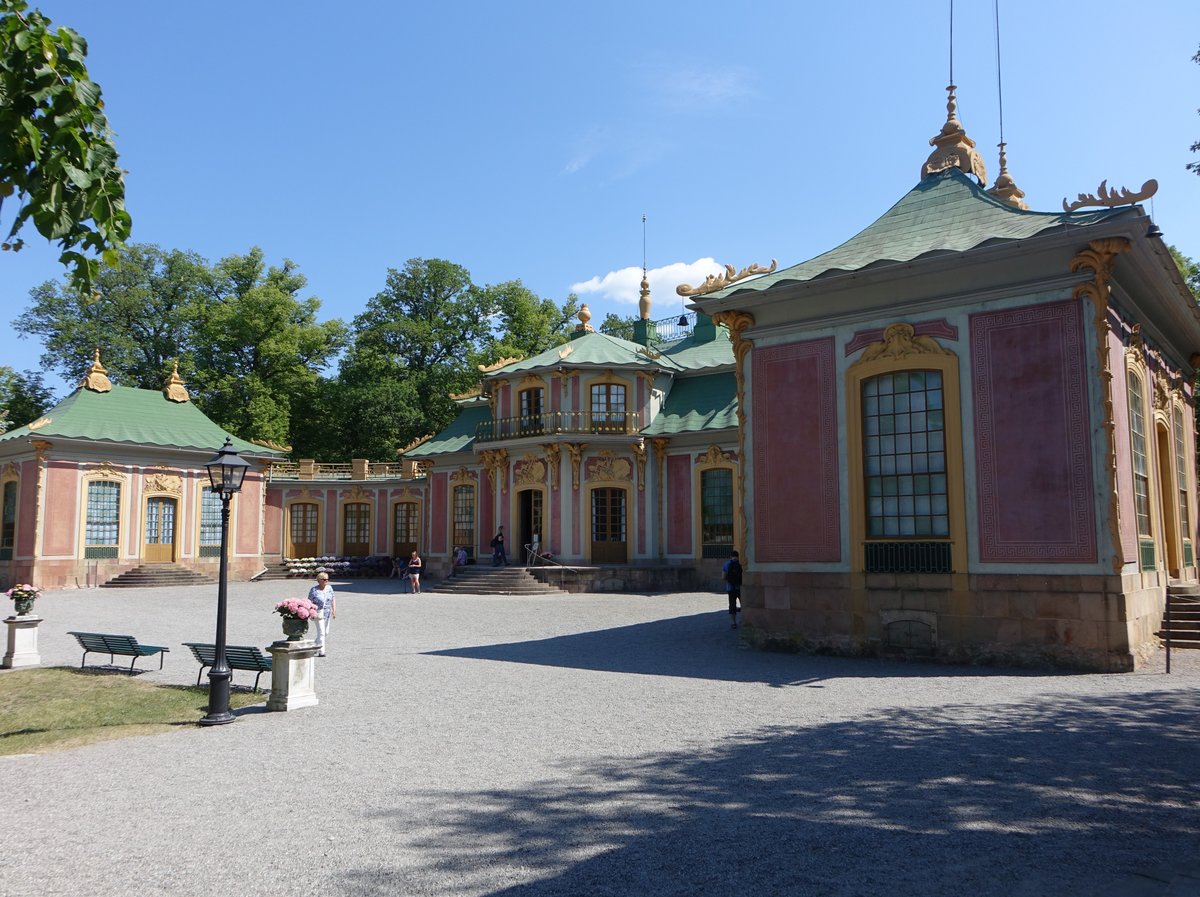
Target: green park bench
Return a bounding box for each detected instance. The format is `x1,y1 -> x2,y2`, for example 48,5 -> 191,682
67,631 -> 170,673
182,642 -> 273,693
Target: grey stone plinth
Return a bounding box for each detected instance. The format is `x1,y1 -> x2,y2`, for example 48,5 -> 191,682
266,639 -> 319,711
3,614 -> 42,668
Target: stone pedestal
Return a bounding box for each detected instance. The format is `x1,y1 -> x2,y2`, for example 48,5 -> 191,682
266,639 -> 319,711
3,614 -> 42,669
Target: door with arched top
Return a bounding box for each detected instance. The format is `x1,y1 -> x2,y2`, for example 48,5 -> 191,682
144,497 -> 177,563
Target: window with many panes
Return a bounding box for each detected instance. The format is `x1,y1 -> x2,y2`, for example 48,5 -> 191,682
1174,406 -> 1191,558
343,502 -> 371,553
1,480 -> 16,560
700,468 -> 734,558
862,371 -> 948,538
453,485 -> 475,559
590,383 -> 627,433
1128,372 -> 1155,570
199,487 -> 223,557
85,480 -> 121,558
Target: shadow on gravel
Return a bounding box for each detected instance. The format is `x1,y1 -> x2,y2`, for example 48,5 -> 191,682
346,690 -> 1200,897
424,612 -> 1058,686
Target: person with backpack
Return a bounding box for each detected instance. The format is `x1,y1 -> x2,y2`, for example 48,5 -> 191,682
723,550 -> 743,629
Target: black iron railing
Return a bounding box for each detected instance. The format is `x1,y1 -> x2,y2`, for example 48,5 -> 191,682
475,410 -> 642,442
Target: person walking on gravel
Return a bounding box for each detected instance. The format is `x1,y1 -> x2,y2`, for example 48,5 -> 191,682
308,571 -> 337,656
723,550 -> 743,629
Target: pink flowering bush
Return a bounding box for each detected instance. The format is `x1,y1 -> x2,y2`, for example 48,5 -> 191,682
6,584 -> 41,603
274,597 -> 318,621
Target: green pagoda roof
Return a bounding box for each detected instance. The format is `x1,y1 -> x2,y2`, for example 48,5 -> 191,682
405,401 -> 491,457
709,169 -> 1135,299
0,385 -> 285,456
642,373 -> 737,436
658,329 -> 735,371
489,331 -> 684,375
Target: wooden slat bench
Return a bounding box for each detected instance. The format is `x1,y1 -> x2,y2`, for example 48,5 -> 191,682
67,631 -> 170,673
182,642 -> 273,693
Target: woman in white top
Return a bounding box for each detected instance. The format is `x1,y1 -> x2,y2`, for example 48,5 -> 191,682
307,571 -> 336,656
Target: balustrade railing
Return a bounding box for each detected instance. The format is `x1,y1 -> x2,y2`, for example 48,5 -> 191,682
266,461 -> 426,481
475,410 -> 643,443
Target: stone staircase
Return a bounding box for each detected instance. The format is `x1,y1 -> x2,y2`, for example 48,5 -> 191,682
434,564 -> 568,596
101,563 -> 216,589
1159,583 -> 1200,649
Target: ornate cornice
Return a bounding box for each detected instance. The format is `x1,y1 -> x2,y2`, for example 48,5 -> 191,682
850,323 -> 954,368
677,260 -> 777,298
345,483 -> 369,502
90,459 -> 124,480
144,470 -> 182,494
697,444 -> 734,467
450,467 -> 476,487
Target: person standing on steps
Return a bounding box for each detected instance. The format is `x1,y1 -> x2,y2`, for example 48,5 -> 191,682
407,550 -> 423,593
308,570 -> 337,656
490,528 -> 508,566
723,550 -> 743,629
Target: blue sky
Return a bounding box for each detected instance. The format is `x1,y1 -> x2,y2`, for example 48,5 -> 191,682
4,0 -> 1198,394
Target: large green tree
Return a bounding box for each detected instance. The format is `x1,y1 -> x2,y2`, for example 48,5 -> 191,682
187,248 -> 347,447
15,243 -> 209,385
1170,244 -> 1200,299
0,0 -> 130,289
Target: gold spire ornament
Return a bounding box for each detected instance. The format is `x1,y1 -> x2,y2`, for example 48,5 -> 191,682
575,304 -> 594,333
922,85 -> 988,185
986,143 -> 1028,209
79,349 -> 112,393
162,360 -> 191,403
638,274 -> 651,321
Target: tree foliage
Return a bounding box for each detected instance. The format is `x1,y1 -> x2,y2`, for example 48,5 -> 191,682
1190,45 -> 1200,176
0,365 -> 53,431
1169,244 -> 1200,299
0,0 -> 130,289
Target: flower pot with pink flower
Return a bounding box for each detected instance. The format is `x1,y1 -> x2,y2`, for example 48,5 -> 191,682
274,597 -> 319,640
6,584 -> 41,617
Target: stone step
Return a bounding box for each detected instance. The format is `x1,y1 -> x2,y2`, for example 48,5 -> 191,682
101,564 -> 216,588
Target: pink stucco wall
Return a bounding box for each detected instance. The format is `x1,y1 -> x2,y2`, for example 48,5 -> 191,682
264,487 -> 283,555
431,473 -> 448,554
16,459 -> 39,557
751,338 -> 841,563
667,454 -> 692,555
971,301 -> 1097,563
42,462 -> 79,557
1109,328 -> 1138,564
234,473 -> 262,555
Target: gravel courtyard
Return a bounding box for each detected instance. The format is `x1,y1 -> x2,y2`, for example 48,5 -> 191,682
3,579 -> 1199,897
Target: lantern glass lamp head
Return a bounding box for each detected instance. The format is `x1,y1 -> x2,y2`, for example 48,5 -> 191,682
204,437 -> 250,496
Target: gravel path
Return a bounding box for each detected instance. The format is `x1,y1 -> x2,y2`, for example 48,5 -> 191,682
3,579 -> 1199,897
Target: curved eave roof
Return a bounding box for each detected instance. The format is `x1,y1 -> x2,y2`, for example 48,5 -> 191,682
0,386 -> 285,457
704,169 -> 1135,300
642,373 -> 738,436
405,403 -> 491,457
488,331 -> 685,375
658,331 -> 735,371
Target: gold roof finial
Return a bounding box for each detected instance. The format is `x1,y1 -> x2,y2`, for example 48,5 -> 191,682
575,304 -> 594,333
986,142 -> 1028,209
638,273 -> 651,321
79,348 -> 112,393
922,85 -> 988,185
163,359 -> 191,403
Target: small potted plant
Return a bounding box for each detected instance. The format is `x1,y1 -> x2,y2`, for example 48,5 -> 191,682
6,584 -> 41,617
274,597 -> 319,640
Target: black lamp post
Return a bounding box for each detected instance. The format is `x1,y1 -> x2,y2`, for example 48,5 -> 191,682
199,437 -> 250,726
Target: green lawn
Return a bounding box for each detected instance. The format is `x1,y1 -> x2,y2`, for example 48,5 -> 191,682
0,667 -> 267,755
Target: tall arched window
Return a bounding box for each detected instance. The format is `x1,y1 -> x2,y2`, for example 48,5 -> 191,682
699,468 -> 734,559
343,502 -> 371,556
0,479 -> 17,561
1174,405 -> 1193,567
393,501 -> 419,558
453,485 -> 475,560
199,487 -> 223,557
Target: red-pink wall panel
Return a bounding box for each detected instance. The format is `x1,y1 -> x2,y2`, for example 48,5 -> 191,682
235,474 -> 261,554
971,300 -> 1097,563
16,459 -> 40,556
667,454 -> 692,554
42,462 -> 78,556
264,487 -> 283,555
430,473 -> 448,554
752,338 -> 841,563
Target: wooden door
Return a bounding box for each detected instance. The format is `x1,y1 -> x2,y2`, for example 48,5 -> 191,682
393,502 -> 419,559
144,497 -> 177,563
591,487 -> 627,563
288,502 -> 319,557
343,502 -> 371,557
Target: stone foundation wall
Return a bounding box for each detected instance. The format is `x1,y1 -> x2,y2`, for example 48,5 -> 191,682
21,556 -> 270,589
743,570 -> 1165,672
530,565 -> 707,593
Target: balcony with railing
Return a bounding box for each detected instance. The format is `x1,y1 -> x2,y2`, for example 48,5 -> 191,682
475,410 -> 644,443
266,459 -> 424,481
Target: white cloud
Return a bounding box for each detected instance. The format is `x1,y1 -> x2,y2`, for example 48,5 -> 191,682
654,65 -> 756,110
570,258 -> 725,306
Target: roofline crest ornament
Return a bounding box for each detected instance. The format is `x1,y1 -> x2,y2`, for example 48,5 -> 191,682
921,84 -> 988,186
1061,178 -> 1158,213
79,348 -> 112,393
676,259 -> 778,297
477,357 -> 522,373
